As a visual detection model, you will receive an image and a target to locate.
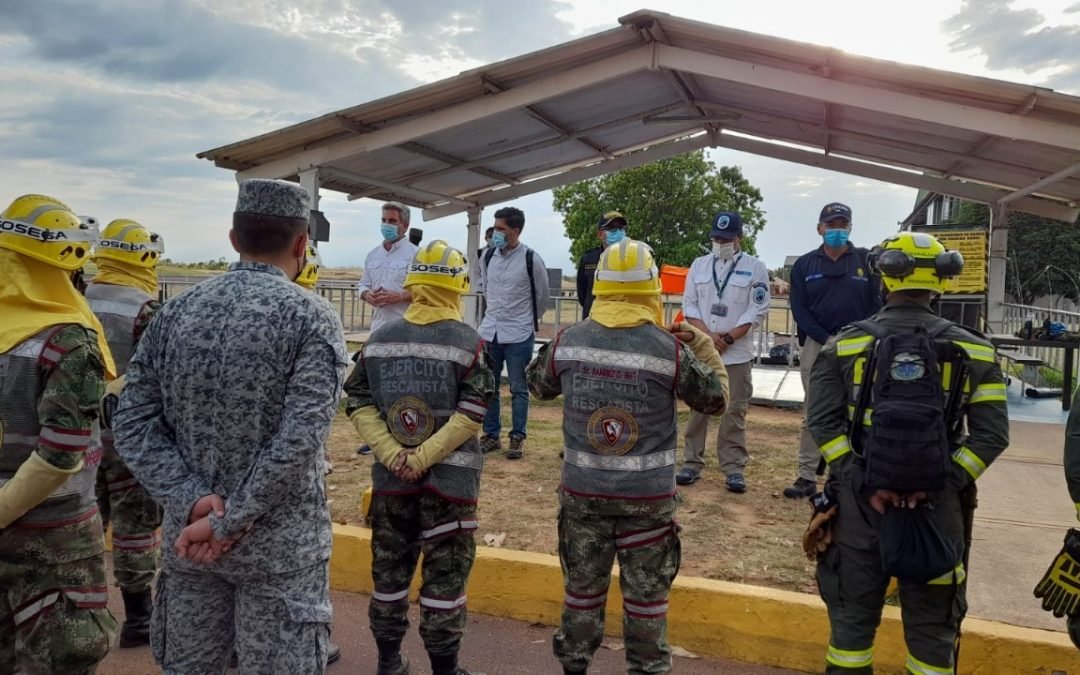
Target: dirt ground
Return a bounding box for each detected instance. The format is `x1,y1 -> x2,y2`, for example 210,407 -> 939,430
325,392 -> 819,595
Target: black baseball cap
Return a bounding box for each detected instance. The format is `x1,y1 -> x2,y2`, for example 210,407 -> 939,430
598,211 -> 627,230
819,202 -> 852,224
710,211 -> 743,240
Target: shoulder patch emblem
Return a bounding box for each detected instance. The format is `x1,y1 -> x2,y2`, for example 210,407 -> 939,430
752,284 -> 768,305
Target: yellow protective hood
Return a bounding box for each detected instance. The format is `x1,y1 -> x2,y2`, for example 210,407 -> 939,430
403,284 -> 463,325
0,249 -> 117,377
92,258 -> 159,297
589,294 -> 664,328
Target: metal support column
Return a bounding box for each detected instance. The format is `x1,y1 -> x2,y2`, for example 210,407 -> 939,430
299,168 -> 322,244
986,203 -> 1009,333
465,206 -> 483,328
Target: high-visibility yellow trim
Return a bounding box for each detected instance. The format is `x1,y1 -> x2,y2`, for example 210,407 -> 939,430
846,405 -> 872,426
826,645 -> 874,669
820,435 -> 852,463
853,356 -> 867,385
968,382 -> 1007,404
1074,503 -> 1080,522
905,653 -> 953,674
927,563 -> 966,586
952,446 -> 987,481
952,340 -> 995,363
940,361 -> 952,390
837,335 -> 874,357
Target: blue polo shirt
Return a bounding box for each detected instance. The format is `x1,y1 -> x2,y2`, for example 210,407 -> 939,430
790,244 -> 881,345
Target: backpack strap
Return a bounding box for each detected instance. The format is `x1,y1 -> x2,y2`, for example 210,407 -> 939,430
484,247 -> 496,268
852,319 -> 888,340
525,248 -> 539,333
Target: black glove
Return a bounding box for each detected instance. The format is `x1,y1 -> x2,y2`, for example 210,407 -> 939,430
809,483 -> 837,515
1034,528 -> 1080,618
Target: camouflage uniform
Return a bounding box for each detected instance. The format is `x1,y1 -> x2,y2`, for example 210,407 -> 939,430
113,262 -> 348,674
807,303 -> 1009,674
0,325 -> 117,674
527,320 -> 728,674
344,318 -> 495,662
87,282 -> 163,592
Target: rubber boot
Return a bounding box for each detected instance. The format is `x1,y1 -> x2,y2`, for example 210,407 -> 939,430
377,639 -> 410,675
118,588 -> 153,648
430,651 -> 469,675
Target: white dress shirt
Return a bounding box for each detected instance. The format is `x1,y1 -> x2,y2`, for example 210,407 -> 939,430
478,242 -> 549,344
358,238 -> 418,332
682,251 -> 771,365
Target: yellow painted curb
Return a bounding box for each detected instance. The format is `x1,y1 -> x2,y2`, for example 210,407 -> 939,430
330,524 -> 1080,674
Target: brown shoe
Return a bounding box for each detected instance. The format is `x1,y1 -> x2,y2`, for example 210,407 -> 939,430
479,435 -> 502,454
506,435 -> 525,460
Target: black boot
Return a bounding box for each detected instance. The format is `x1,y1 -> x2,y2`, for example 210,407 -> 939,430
564,669 -> 587,675
429,651 -> 469,675
118,588 -> 152,648
376,639 -> 410,675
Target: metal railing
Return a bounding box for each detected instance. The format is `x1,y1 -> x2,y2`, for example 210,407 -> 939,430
156,275 -> 800,365
1001,302 -> 1080,378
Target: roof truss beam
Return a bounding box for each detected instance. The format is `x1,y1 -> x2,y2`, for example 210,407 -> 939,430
423,133 -> 712,220
322,167 -> 475,208
712,132 -> 1079,222
656,44 -> 1080,152
997,159 -> 1080,207
348,102 -> 688,201
238,48 -> 651,181
480,75 -> 614,160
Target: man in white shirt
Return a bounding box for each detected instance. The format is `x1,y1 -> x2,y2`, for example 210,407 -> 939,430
358,202 -> 419,333
477,207 -> 550,460
675,211 -> 771,492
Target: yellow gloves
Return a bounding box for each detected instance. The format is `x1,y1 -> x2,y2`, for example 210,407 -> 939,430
0,453 -> 84,528
1034,528 -> 1080,617
405,413 -> 482,473
349,407 -> 407,468
670,321 -> 728,389
100,374 -> 125,430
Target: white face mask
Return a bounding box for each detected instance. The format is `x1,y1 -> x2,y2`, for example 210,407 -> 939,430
712,241 -> 735,260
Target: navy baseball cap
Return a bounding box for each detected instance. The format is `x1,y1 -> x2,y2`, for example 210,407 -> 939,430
710,211 -> 743,240
598,210 -> 627,230
819,202 -> 852,224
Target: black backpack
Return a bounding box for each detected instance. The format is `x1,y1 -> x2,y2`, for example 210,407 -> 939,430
484,247 -> 539,332
853,318 -> 954,493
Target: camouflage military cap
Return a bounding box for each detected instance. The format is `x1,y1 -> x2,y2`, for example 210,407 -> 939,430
235,179 -> 310,220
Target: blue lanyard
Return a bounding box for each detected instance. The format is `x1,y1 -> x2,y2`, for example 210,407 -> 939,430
712,253 -> 742,299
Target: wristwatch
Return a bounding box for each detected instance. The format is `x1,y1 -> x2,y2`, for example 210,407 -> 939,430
722,334 -> 735,345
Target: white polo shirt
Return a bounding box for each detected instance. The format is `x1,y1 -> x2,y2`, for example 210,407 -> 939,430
682,251 -> 771,365
358,238 -> 418,332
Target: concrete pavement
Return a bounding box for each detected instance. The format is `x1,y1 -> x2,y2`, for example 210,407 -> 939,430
99,569 -> 799,674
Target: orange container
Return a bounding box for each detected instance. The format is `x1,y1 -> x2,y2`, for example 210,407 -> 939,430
659,265 -> 688,294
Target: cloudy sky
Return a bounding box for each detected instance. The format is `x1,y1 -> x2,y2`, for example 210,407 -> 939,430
1,0 -> 1078,272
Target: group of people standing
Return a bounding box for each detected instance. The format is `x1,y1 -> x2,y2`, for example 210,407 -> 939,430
0,179 -> 1070,675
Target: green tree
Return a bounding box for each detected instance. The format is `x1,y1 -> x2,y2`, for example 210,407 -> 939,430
945,201 -> 1080,304
552,150 -> 766,268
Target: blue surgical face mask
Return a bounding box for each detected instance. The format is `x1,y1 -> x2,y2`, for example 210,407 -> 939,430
823,228 -> 850,248
381,224 -> 399,241
604,228 -> 626,246
492,230 -> 508,249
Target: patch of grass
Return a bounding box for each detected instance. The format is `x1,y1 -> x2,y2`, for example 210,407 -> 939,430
326,393 -> 818,594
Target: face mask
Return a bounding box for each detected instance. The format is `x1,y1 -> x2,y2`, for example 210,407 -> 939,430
492,231 -> 508,249
381,224 -> 399,241
823,228 -> 850,248
712,241 -> 735,260
604,229 -> 626,246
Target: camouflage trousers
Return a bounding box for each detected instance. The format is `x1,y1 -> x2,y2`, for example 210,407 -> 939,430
152,561 -> 331,675
369,492 -> 477,656
0,512 -> 117,675
554,495 -> 682,675
96,441 -> 162,591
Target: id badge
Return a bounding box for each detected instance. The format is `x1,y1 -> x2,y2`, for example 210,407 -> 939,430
710,302 -> 728,317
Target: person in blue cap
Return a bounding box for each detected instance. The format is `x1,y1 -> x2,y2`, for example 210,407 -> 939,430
575,211 -> 628,319
784,202 -> 881,499
675,211 -> 771,492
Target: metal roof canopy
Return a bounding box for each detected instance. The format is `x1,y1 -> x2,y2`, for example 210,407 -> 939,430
198,9 -> 1080,328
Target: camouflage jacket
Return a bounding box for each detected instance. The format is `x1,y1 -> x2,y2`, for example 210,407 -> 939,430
806,302 -> 1009,489
113,261 -> 349,576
